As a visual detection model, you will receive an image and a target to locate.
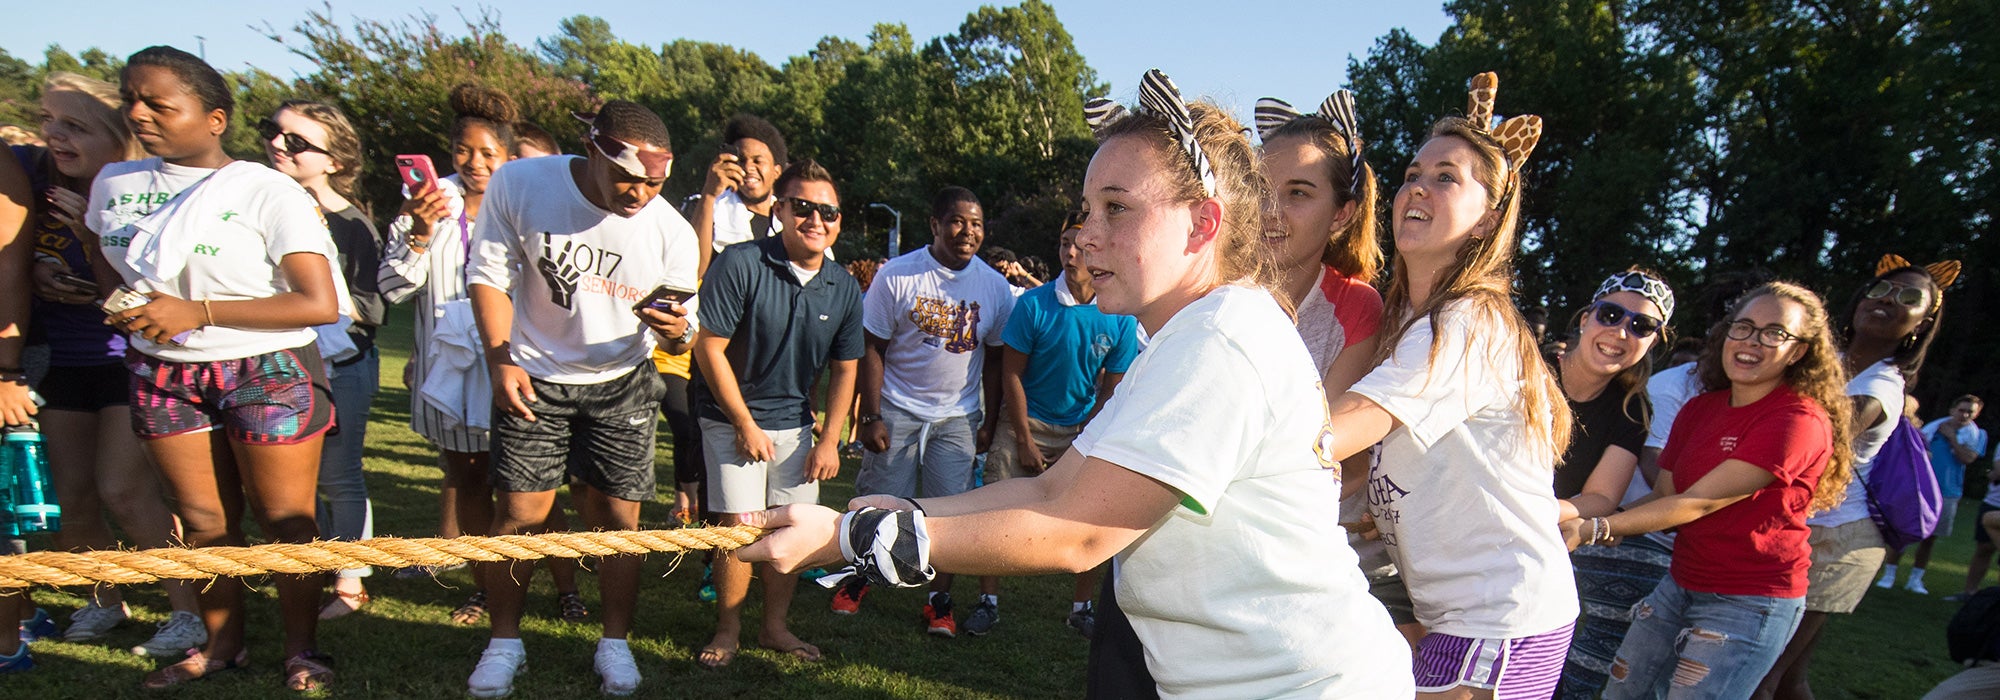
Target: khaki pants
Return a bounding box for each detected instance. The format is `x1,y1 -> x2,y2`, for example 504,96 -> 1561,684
985,416 -> 1083,482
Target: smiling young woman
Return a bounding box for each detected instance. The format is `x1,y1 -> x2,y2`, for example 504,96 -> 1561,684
1756,257 -> 1953,700
1566,281 -> 1855,700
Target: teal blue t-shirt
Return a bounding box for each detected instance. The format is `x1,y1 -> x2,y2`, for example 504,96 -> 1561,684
1000,280 -> 1140,426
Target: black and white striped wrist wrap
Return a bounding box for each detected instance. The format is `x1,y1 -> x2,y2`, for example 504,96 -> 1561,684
836,507 -> 936,588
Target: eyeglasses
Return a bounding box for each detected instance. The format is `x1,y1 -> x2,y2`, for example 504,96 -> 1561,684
1725,319 -> 1803,348
1585,301 -> 1663,339
257,118 -> 330,157
1864,279 -> 1929,308
784,197 -> 841,223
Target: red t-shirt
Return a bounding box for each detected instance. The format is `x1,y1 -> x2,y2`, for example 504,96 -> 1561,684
1658,384 -> 1833,598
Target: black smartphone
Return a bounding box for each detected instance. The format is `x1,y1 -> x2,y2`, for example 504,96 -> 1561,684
52,271 -> 95,289
632,284 -> 697,314
718,143 -> 742,162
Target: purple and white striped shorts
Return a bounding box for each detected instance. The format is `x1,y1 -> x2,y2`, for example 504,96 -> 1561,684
1413,621 -> 1574,698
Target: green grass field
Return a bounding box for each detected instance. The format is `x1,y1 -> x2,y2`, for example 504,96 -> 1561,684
2,308 -> 1985,698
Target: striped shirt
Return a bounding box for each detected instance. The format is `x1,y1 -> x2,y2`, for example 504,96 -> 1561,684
377,174 -> 486,453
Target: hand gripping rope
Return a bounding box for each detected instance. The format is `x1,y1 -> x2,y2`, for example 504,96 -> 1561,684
0,526 -> 764,590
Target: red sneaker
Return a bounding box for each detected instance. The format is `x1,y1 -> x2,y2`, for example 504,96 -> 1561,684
923,595 -> 957,638
830,579 -> 869,615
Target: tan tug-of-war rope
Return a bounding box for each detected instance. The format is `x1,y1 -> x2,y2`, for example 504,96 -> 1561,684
0,526 -> 765,590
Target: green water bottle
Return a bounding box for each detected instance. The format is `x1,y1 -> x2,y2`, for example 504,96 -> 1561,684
4,426 -> 58,533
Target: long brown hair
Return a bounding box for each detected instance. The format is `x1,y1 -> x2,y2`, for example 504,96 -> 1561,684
1096,102 -> 1277,302
1263,119 -> 1381,283
1574,266 -> 1675,426
275,100 -> 366,207
1697,281 -> 1856,513
1379,116 -> 1571,463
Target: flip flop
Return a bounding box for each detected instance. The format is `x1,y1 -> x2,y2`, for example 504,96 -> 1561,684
318,588 -> 369,620
696,643 -> 737,669
141,649 -> 249,689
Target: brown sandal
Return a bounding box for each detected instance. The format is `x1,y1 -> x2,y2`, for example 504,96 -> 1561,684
283,650 -> 334,692
141,648 -> 249,689
318,588 -> 370,620
557,591 -> 589,623
450,591 -> 489,626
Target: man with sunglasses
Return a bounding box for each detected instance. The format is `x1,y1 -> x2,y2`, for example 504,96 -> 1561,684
463,101 -> 699,698
835,186 -> 1016,637
690,158 -> 863,668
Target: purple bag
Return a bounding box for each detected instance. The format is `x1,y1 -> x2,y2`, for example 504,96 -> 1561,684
1861,416 -> 1944,549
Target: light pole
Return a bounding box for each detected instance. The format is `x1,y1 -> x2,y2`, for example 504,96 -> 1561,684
869,203 -> 901,258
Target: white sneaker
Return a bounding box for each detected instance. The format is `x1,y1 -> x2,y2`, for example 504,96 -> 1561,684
62,601 -> 129,641
468,644 -> 527,698
594,641 -> 641,696
1874,569 -> 1896,589
131,611 -> 207,657
1906,577 -> 1931,595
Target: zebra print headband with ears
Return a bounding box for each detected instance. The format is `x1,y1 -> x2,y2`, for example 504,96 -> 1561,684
1082,69 -> 1217,197
1463,72 -> 1542,206
1253,90 -> 1367,197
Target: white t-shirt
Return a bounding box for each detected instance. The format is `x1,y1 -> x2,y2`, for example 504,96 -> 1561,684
1073,285 -> 1411,699
1348,300 -> 1579,639
1810,359 -> 1907,527
862,247 -> 1016,421
707,188 -> 777,251
466,156 -> 700,384
88,158 -> 334,362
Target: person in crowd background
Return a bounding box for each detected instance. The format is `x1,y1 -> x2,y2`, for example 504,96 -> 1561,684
1320,72 -> 1579,699
261,99 -> 385,621
692,158 -> 863,667
1557,269 -> 1673,699
978,212 -> 1138,637
16,71 -> 206,657
1566,281 -> 1854,700
512,120 -> 560,158
89,46 -> 346,691
738,68 -> 1415,699
378,84 -> 587,626
0,109 -> 42,675
1881,394 -> 1988,593
691,113 -> 786,276
462,100 -> 698,698
838,185 -> 1014,636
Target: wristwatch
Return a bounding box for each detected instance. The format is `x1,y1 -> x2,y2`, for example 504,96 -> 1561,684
677,322 -> 698,345
857,413 -> 883,426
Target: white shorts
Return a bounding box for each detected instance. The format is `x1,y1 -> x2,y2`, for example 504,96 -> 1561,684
700,418 -> 819,514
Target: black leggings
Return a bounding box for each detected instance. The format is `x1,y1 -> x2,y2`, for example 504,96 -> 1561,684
1087,567 -> 1158,699
657,372 -> 708,518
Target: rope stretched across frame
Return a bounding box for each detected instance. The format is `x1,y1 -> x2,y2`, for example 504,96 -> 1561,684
0,526 -> 764,590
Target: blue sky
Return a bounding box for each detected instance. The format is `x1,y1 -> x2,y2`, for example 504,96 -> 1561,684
5,1 -> 1452,118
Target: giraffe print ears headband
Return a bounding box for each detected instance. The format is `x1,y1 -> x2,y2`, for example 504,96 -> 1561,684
1253,90 -> 1367,197
1876,254 -> 1961,290
1463,72 -> 1543,205
1083,69 -> 1217,197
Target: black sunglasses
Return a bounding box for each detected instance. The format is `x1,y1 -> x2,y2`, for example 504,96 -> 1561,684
784,196 -> 841,223
1864,279 -> 1928,308
257,118 -> 330,157
1586,301 -> 1663,339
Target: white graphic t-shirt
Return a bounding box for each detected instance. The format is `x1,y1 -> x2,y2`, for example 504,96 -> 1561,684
1348,299 -> 1579,639
88,158 -> 335,363
862,247 -> 1016,421
466,156 -> 700,384
1073,284 -> 1412,699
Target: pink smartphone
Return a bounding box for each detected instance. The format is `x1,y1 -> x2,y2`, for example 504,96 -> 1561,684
394,154 -> 441,191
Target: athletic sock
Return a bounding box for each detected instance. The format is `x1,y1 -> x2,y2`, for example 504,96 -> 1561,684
930,591 -> 950,607
1072,600 -> 1090,613
487,637 -> 525,654
980,594 -> 998,607
597,637 -> 628,653
1910,566 -> 1927,580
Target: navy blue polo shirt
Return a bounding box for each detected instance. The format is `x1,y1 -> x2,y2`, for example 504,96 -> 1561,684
693,237 -> 865,430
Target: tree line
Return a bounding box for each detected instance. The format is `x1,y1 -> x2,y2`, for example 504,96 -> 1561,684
3,0 -> 1994,409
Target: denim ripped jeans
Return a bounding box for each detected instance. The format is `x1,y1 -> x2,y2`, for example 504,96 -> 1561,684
1601,577 -> 1805,699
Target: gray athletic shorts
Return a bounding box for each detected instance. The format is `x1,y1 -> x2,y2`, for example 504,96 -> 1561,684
491,365 -> 663,503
